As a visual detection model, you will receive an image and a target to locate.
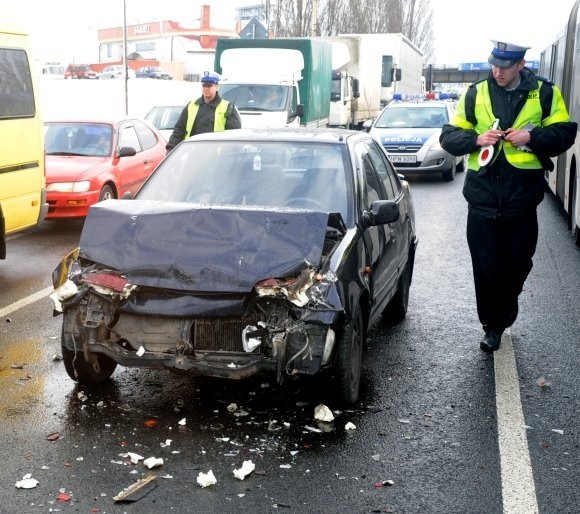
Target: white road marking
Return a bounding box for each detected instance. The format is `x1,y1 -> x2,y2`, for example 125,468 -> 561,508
495,328 -> 539,514
0,286 -> 54,319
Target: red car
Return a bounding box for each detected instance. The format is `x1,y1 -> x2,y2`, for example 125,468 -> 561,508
44,118 -> 166,218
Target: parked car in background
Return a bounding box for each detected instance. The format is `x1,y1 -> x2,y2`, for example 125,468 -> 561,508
43,117 -> 166,218
64,64 -> 97,79
368,96 -> 466,181
145,105 -> 185,141
97,65 -> 136,80
51,127 -> 418,405
136,66 -> 173,80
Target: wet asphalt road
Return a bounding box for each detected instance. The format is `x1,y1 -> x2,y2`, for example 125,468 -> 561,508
0,172 -> 578,513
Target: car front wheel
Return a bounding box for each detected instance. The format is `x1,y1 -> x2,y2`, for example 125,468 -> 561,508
334,308 -> 364,405
98,185 -> 115,202
61,340 -> 117,385
442,161 -> 456,181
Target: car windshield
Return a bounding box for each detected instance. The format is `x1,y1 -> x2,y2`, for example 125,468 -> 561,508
137,140 -> 352,224
146,106 -> 183,130
44,123 -> 113,157
220,84 -> 289,111
375,105 -> 449,129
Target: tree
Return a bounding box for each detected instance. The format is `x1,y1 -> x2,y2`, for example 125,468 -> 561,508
261,0 -> 433,60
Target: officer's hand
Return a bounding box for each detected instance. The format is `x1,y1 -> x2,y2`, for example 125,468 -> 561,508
503,128 -> 531,146
477,129 -> 504,147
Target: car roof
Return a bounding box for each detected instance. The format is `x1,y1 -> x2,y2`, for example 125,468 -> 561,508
386,101 -> 450,108
44,116 -> 150,125
184,127 -> 366,144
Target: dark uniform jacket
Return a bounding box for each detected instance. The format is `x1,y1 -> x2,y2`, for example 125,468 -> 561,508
166,92 -> 242,151
440,67 -> 577,218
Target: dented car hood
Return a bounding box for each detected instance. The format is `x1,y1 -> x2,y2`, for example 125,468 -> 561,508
79,200 -> 330,293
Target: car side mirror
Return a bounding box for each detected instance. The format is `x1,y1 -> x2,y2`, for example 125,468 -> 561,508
362,119 -> 373,132
363,200 -> 400,227
295,104 -> 305,118
117,146 -> 137,158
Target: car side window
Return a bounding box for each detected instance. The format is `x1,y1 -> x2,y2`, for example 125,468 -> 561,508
354,142 -> 387,209
118,124 -> 141,153
133,120 -> 158,150
365,138 -> 401,200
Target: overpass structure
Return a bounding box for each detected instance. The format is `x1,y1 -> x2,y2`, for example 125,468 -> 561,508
423,62 -> 540,89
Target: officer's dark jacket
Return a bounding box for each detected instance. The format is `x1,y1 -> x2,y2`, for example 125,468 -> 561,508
166,92 -> 242,151
440,67 -> 577,218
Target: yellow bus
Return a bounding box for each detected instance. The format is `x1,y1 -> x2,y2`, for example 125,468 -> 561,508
0,22 -> 47,259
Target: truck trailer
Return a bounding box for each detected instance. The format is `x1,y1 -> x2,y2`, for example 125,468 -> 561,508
214,38 -> 333,128
318,33 -> 424,128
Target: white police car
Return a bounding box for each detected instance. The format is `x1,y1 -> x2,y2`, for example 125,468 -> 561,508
368,94 -> 466,181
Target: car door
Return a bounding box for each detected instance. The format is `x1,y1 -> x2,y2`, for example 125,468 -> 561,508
353,139 -> 399,322
115,121 -> 158,197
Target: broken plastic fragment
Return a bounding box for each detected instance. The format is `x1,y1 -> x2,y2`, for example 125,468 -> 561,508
552,429 -> 564,435
373,479 -> 394,487
56,492 -> 72,501
227,403 -> 238,412
143,419 -> 158,428
126,452 -> 144,464
178,418 -> 186,426
197,470 -> 217,487
304,425 -> 322,433
136,346 -> 145,357
15,474 -> 39,489
143,457 -> 163,469
49,279 -> 78,312
314,404 -> 334,422
242,325 -> 262,352
344,422 -> 356,431
46,432 -> 60,441
233,460 -> 255,480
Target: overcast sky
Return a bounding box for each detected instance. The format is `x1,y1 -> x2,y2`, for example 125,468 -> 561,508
5,0 -> 578,65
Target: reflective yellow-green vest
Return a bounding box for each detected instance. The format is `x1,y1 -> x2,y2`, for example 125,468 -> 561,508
451,80 -> 571,170
184,99 -> 229,139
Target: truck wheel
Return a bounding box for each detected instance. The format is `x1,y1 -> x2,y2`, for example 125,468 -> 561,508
334,308 -> 363,405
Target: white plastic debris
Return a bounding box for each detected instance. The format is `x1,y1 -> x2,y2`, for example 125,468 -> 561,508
197,470 -> 217,488
233,460 -> 255,480
178,418 -> 187,426
77,391 -> 88,402
280,464 -> 292,469
314,404 -> 335,422
136,346 -> 145,357
345,422 -> 357,431
126,452 -> 144,464
49,279 -> 78,312
15,474 -> 39,489
227,403 -> 238,412
552,429 -> 564,435
143,457 -> 164,469
227,362 -> 237,368
304,425 -> 322,433
242,325 -> 262,352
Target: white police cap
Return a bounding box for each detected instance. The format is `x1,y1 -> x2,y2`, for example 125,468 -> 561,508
201,71 -> 220,84
488,40 -> 530,68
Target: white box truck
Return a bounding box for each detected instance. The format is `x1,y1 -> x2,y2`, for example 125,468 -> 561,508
317,33 -> 424,129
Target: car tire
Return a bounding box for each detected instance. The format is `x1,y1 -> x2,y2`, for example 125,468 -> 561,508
570,168 -> 580,246
98,185 -> 115,202
334,308 -> 364,405
456,155 -> 467,172
442,161 -> 456,181
61,336 -> 117,385
383,255 -> 412,323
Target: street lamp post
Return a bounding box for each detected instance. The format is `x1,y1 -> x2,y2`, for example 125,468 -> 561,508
123,0 -> 128,114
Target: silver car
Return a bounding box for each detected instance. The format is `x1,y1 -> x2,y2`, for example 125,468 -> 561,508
369,100 -> 466,181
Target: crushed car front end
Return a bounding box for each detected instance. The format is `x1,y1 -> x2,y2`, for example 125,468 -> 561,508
52,201 -> 353,385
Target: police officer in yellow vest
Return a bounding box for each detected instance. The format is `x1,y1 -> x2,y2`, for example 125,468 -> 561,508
166,71 -> 241,152
440,40 -> 576,352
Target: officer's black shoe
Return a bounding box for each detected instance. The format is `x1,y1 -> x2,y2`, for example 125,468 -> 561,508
480,329 -> 503,352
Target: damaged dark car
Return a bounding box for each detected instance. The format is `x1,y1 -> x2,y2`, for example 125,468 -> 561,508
51,128 -> 418,404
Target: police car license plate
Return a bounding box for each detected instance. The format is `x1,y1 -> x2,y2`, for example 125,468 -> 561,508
389,155 -> 417,164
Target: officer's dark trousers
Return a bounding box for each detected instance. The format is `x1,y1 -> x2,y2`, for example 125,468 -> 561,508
466,209 -> 538,331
